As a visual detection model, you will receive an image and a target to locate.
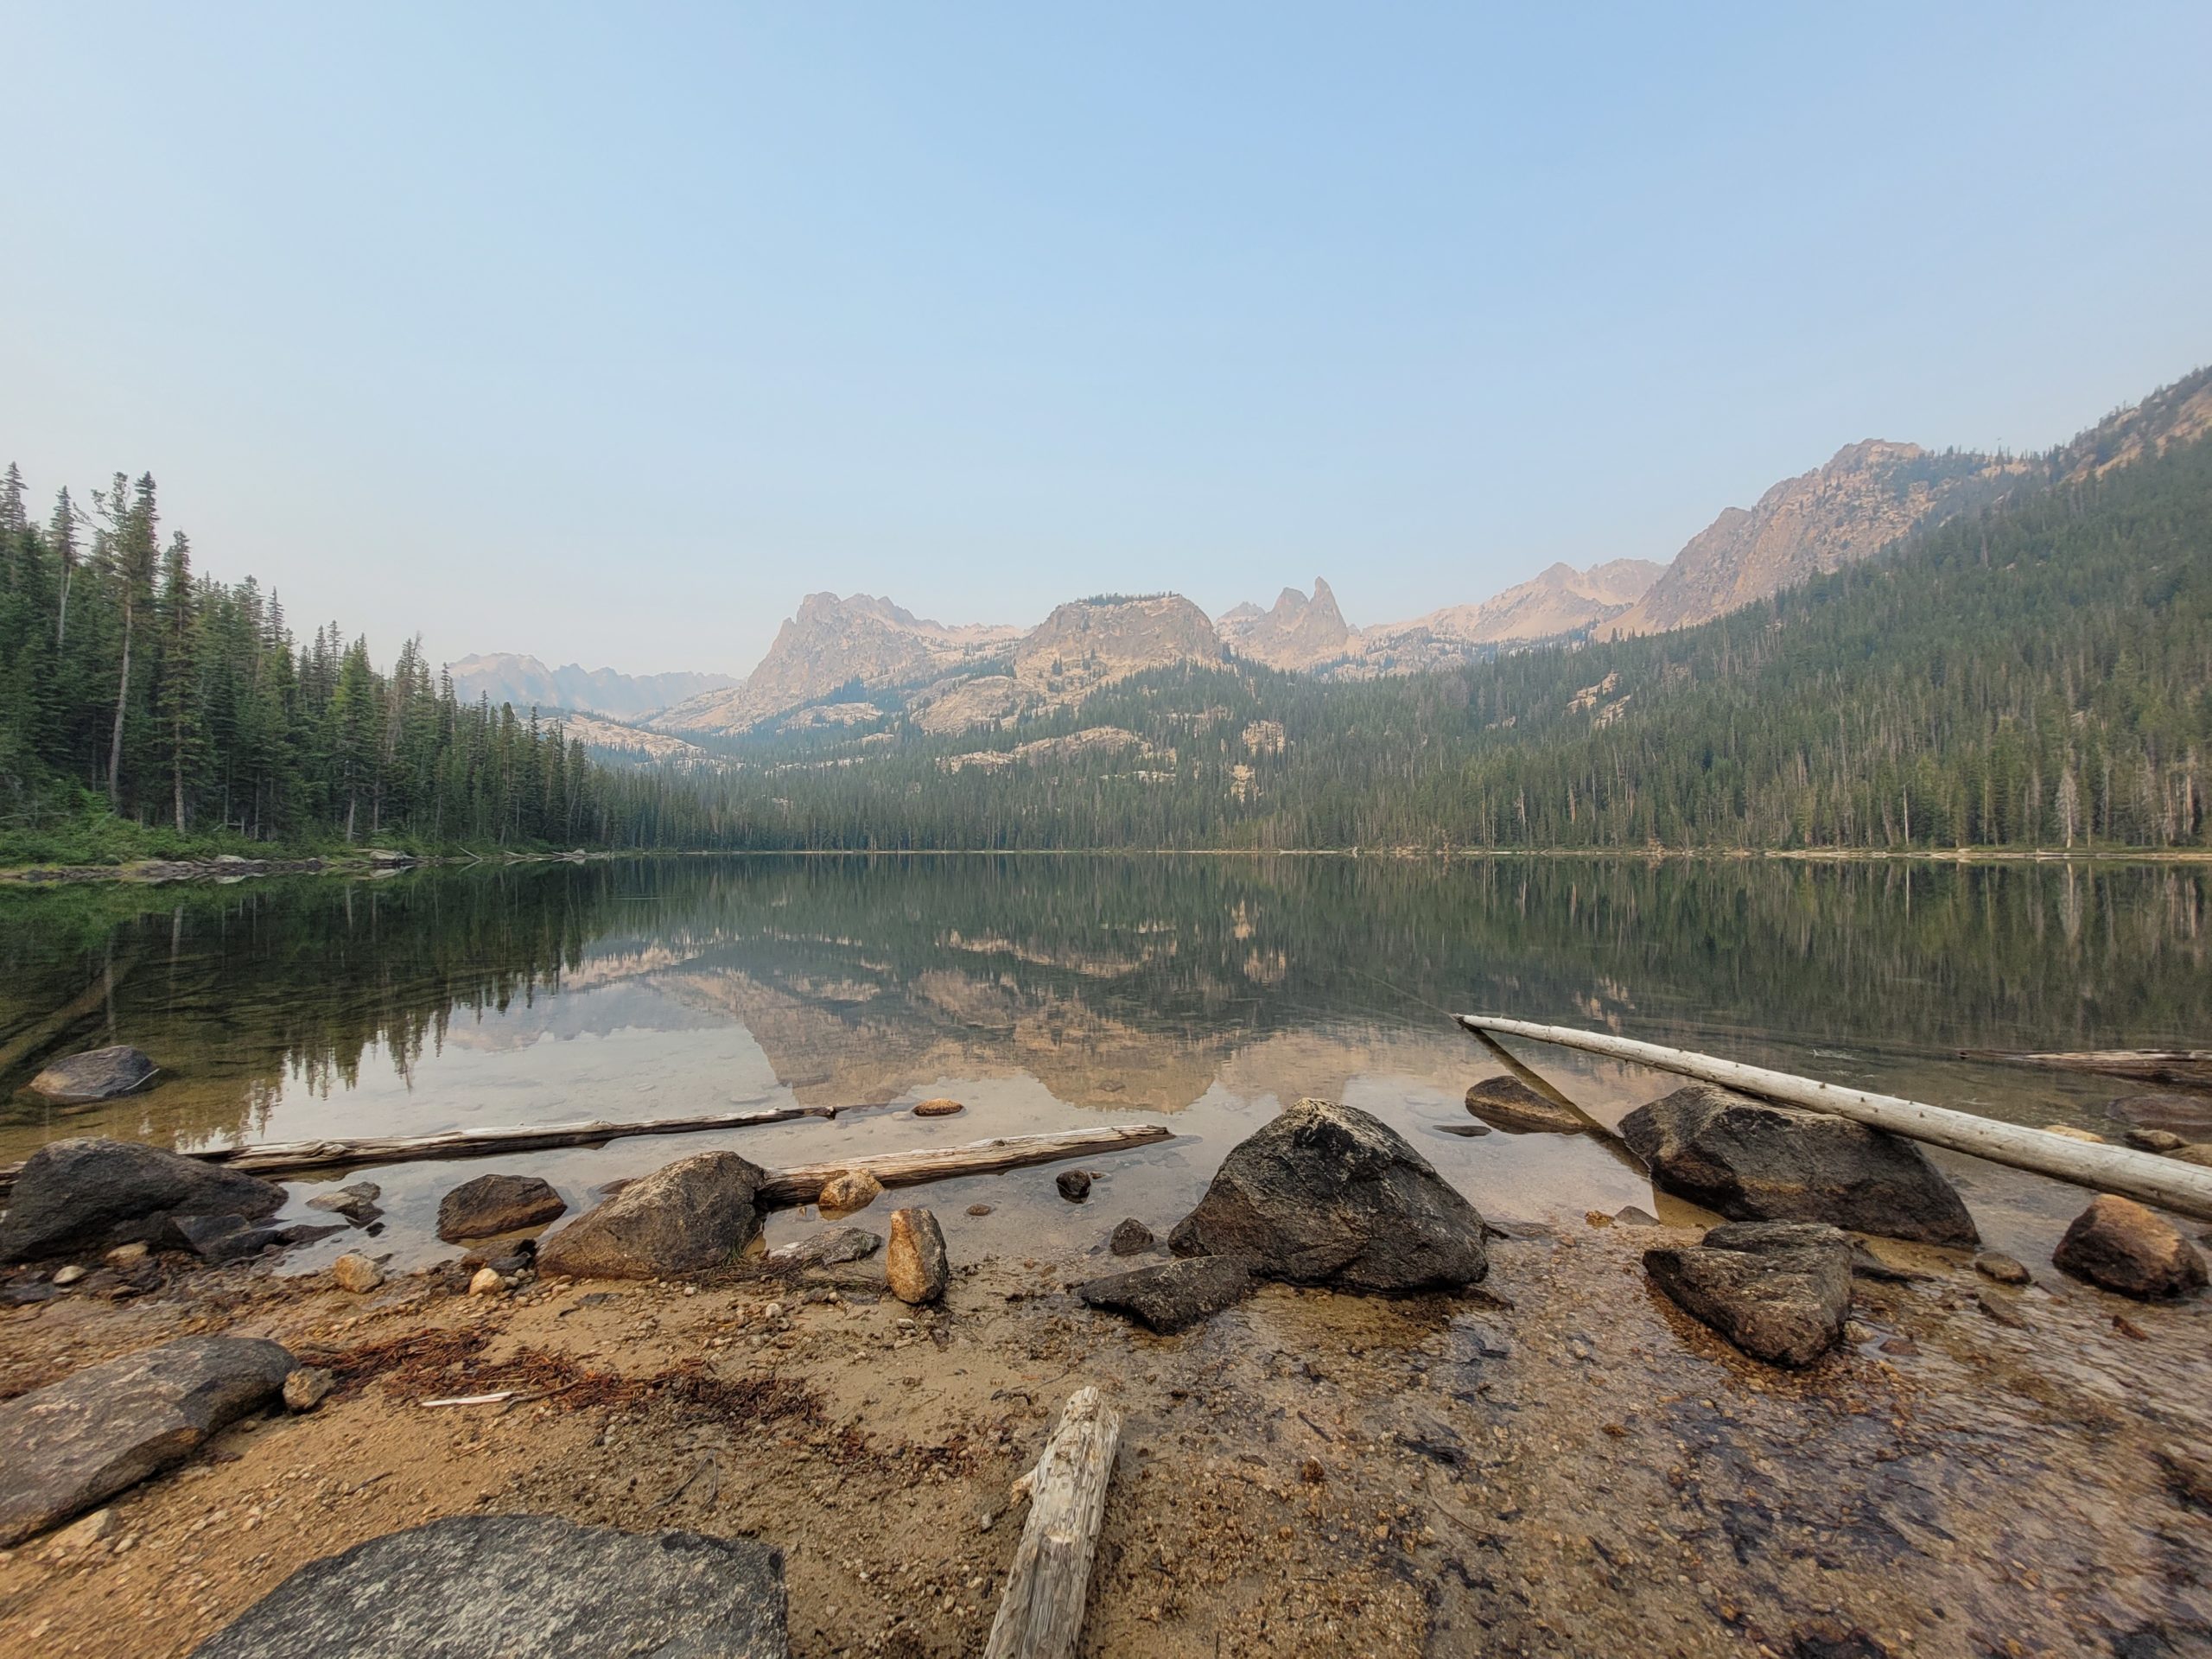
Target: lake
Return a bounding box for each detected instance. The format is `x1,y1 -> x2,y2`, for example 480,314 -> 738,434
3,855 -> 2208,1269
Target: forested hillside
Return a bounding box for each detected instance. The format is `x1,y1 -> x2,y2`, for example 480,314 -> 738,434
648,424 -> 2212,853
0,469 -> 629,859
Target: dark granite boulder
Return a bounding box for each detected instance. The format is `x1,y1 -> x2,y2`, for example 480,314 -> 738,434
25,1046 -> 159,1104
435,1173 -> 567,1242
1644,1220 -> 1853,1368
1619,1086 -> 1978,1247
536,1150 -> 765,1281
1078,1255 -> 1258,1332
1168,1098 -> 1487,1292
0,1138 -> 285,1263
189,1514 -> 788,1658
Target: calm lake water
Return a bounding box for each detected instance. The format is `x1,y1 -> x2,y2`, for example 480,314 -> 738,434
3,855 -> 2208,1269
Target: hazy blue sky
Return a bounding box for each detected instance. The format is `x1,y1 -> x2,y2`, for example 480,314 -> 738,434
4,3 -> 2209,677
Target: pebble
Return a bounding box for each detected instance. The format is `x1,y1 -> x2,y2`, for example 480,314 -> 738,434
912,1097 -> 965,1117
1974,1252 -> 2032,1286
42,1508 -> 119,1557
283,1366 -> 336,1412
469,1268 -> 507,1296
51,1264 -> 87,1287
105,1243 -> 150,1268
966,1205 -> 993,1217
1056,1170 -> 1092,1203
819,1170 -> 886,1215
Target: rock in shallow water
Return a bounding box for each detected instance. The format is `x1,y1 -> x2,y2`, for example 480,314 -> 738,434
1618,1086 -> 1979,1247
1078,1255 -> 1258,1332
0,1137 -> 285,1264
537,1150 -> 766,1281
1168,1098 -> 1488,1292
886,1208 -> 948,1305
1056,1169 -> 1093,1202
305,1181 -> 383,1224
763,1227 -> 881,1272
2105,1092 -> 2212,1136
436,1173 -> 566,1242
1643,1220 -> 1853,1369
188,1514 -> 788,1659
1109,1217 -> 1155,1255
2051,1195 -> 2208,1299
817,1169 -> 884,1216
0,1335 -> 295,1545
1974,1251 -> 2032,1286
25,1046 -> 159,1104
1463,1075 -> 1586,1135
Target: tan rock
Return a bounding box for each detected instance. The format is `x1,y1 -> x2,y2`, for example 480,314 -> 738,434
104,1243 -> 149,1269
2052,1195 -> 2208,1299
283,1366 -> 335,1412
886,1208 -> 949,1306
330,1252 -> 385,1294
818,1169 -> 884,1216
912,1097 -> 964,1117
468,1267 -> 507,1297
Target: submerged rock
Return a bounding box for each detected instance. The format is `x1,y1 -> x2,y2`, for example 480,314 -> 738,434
25,1046 -> 159,1104
537,1151 -> 766,1281
305,1182 -> 383,1224
1056,1169 -> 1093,1203
1463,1075 -> 1586,1135
170,1212 -> 285,1265
2051,1195 -> 2208,1299
0,1334 -> 295,1545
1974,1251 -> 2033,1286
1078,1256 -> 1257,1333
436,1173 -> 567,1242
2105,1093 -> 2212,1136
1168,1098 -> 1488,1292
1109,1218 -> 1155,1255
188,1514 -> 789,1659
2122,1129 -> 2188,1154
1618,1086 -> 1978,1247
1643,1220 -> 1853,1369
0,1138 -> 285,1263
886,1208 -> 948,1305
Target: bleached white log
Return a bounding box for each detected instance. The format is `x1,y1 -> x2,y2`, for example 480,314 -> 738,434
984,1386 -> 1123,1659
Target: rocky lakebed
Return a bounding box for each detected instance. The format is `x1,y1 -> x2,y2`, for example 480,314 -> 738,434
1,1058 -> 2209,1657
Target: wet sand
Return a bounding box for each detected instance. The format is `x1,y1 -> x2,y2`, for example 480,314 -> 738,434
3,1206 -> 2208,1658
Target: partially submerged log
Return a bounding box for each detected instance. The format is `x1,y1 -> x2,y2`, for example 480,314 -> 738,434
1459,1014 -> 2212,1224
759,1125 -> 1173,1209
1959,1048 -> 2212,1093
0,1107 -> 824,1199
984,1386 -> 1122,1659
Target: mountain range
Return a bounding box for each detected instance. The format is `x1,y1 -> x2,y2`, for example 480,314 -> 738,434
469,368 -> 2212,749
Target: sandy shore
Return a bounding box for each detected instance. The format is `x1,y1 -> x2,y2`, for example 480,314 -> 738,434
3,1213 -> 2209,1658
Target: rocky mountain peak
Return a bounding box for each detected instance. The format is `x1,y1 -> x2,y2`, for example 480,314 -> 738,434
1220,579 -> 1351,672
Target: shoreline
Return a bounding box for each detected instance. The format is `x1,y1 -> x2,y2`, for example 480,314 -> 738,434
3,1215 -> 2207,1656
5,842 -> 2208,889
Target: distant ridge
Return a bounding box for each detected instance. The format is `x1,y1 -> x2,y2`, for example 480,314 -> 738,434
447,653 -> 737,721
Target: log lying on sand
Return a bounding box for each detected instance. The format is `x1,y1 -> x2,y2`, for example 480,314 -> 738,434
0,1107 -> 826,1199
759,1125 -> 1173,1210
1459,1014 -> 2212,1224
1959,1048 -> 2212,1092
984,1387 -> 1122,1659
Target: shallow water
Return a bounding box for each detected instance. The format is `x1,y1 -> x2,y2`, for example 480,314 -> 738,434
2,855 -> 2207,1268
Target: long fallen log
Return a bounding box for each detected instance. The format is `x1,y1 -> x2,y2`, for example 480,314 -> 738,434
758,1124 -> 1173,1209
984,1386 -> 1122,1659
1459,1014 -> 2212,1224
1959,1048 -> 2212,1092
0,1106 -> 826,1198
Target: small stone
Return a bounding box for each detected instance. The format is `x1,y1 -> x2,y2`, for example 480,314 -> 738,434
761,1301 -> 785,1321
1974,1251 -> 2032,1286
283,1367 -> 335,1412
912,1098 -> 964,1117
966,1205 -> 993,1217
763,1228 -> 880,1273
2122,1129 -> 2187,1154
1975,1288 -> 2030,1330
305,1182 -> 383,1224
1613,1206 -> 1660,1228
51,1265 -> 86,1287
330,1253 -> 385,1294
818,1170 -> 885,1216
468,1268 -> 507,1297
2052,1195 -> 2209,1299
103,1243 -> 149,1269
43,1507 -> 119,1555
1878,1335 -> 1919,1357
2170,1144 -> 2212,1168
1109,1219 -> 1154,1256
1056,1170 -> 1092,1203
886,1209 -> 949,1306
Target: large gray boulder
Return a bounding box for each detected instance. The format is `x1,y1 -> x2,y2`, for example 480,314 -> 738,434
1167,1098 -> 1487,1291
25,1045 -> 159,1103
435,1173 -> 566,1242
1078,1255 -> 1257,1332
0,1335 -> 295,1544
1644,1220 -> 1853,1368
190,1514 -> 788,1658
1618,1087 -> 1978,1247
0,1137 -> 286,1263
536,1150 -> 766,1280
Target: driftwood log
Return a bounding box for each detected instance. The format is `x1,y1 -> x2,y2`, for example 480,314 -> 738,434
759,1125 -> 1172,1209
1459,1014 -> 2212,1224
984,1386 -> 1122,1659
1959,1048 -> 2212,1092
